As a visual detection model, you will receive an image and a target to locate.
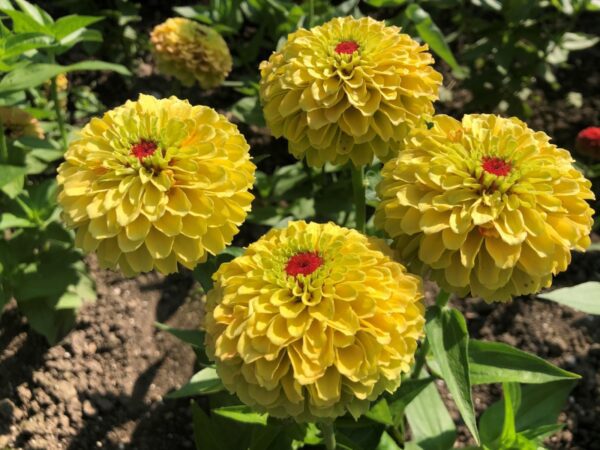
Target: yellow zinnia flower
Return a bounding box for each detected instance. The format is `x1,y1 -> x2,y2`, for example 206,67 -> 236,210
56,94 -> 255,276
150,18 -> 232,89
0,106 -> 44,139
205,221 -> 424,421
375,114 -> 595,302
259,16 -> 442,167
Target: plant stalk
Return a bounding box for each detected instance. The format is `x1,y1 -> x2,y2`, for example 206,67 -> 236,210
308,0 -> 315,27
319,421 -> 336,450
411,338 -> 429,380
436,289 -> 451,308
350,163 -> 366,233
0,119 -> 7,163
50,76 -> 68,150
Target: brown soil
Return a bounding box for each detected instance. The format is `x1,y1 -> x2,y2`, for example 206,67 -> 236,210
0,257 -> 200,449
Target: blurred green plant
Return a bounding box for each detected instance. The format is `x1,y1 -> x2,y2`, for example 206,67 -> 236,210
0,0 -> 129,343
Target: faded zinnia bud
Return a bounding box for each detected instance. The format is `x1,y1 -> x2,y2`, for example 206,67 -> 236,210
259,16 -> 442,167
56,94 -> 255,276
575,126 -> 600,160
205,221 -> 424,421
150,18 -> 232,89
0,106 -> 44,139
375,114 -> 595,302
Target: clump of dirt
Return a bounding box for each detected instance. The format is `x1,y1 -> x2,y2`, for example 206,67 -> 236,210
0,257 -> 200,450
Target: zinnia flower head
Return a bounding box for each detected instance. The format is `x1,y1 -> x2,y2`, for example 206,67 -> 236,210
0,106 -> 44,139
575,126 -> 600,160
56,94 -> 255,276
150,17 -> 232,89
205,221 -> 424,421
375,114 -> 595,302
259,16 -> 442,168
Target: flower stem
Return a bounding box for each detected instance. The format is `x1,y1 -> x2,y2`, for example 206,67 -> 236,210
411,338 -> 429,380
319,421 -> 336,450
51,76 -> 68,150
436,289 -> 451,308
308,0 -> 315,27
350,163 -> 366,233
0,119 -> 7,163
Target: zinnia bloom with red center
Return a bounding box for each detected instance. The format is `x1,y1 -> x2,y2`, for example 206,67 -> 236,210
205,221 -> 424,421
56,94 -> 255,276
375,114 -> 595,302
259,16 -> 442,167
575,126 -> 600,160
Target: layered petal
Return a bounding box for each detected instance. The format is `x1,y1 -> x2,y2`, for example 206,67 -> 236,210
204,221 -> 425,421
57,94 -> 255,276
375,114 -> 595,302
150,18 -> 232,89
259,16 -> 442,167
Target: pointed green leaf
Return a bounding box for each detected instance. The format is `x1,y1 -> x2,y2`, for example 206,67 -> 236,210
0,61 -> 130,93
155,321 -> 204,348
166,367 -> 224,399
366,397 -> 394,426
51,15 -> 103,40
426,306 -> 479,443
213,405 -> 268,425
387,377 -> 434,426
405,369 -> 456,450
469,339 -> 580,385
538,282 -> 600,315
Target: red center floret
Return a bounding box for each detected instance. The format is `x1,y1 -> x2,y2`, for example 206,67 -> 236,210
482,156 -> 512,176
131,139 -> 158,160
285,252 -> 323,277
335,40 -> 359,55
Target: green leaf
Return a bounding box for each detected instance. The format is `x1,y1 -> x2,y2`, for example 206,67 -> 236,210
387,377 -> 434,426
14,0 -> 48,24
561,32 -> 599,51
365,398 -> 394,426
405,369 -> 456,450
0,212 -> 33,230
191,401 -> 223,450
376,431 -> 402,450
230,95 -> 265,127
1,32 -> 53,60
0,61 -> 130,93
538,282 -> 600,315
193,247 -> 243,292
154,321 -> 204,348
51,15 -> 103,40
166,366 -> 224,399
366,0 -> 407,6
469,339 -> 580,385
0,164 -> 26,198
479,380 -> 576,445
404,5 -> 465,77
1,8 -> 49,34
426,306 -> 479,443
498,382 -> 519,447
213,405 -> 268,425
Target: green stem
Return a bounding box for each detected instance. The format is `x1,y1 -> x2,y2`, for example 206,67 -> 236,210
50,76 -> 67,150
0,119 -> 7,163
319,422 -> 336,450
435,289 -> 451,308
350,163 -> 366,233
308,0 -> 314,27
411,338 -> 429,380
